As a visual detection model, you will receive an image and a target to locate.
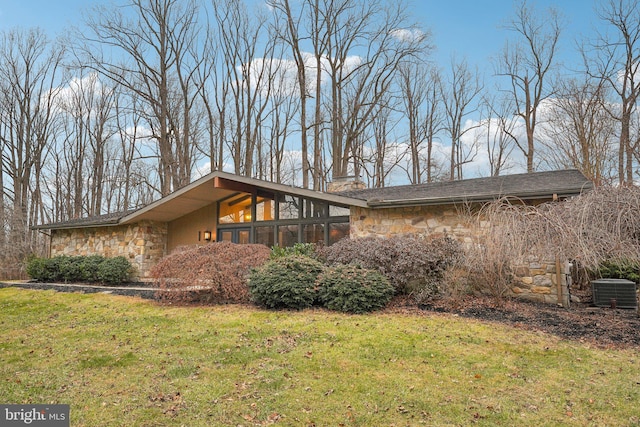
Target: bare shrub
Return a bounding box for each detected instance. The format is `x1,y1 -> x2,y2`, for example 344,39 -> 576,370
151,242 -> 271,304
544,186 -> 640,270
462,186 -> 640,297
319,235 -> 463,297
458,199 -> 539,297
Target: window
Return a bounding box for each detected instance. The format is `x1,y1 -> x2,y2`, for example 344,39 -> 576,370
217,189 -> 350,247
329,222 -> 350,245
255,195 -> 275,221
303,224 -> 324,244
219,194 -> 251,223
278,195 -> 300,220
303,199 -> 327,218
278,225 -> 299,247
329,204 -> 350,217
255,226 -> 275,247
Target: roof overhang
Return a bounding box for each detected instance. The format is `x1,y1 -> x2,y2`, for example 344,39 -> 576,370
119,171 -> 367,224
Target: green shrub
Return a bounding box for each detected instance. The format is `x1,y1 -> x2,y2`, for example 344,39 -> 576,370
248,255 -> 325,310
81,255 -> 105,282
596,259 -> 640,283
151,242 -> 271,304
25,256 -> 49,282
25,255 -> 133,285
97,256 -> 133,285
316,264 -> 394,314
270,243 -> 319,259
59,256 -> 83,282
320,236 -> 463,296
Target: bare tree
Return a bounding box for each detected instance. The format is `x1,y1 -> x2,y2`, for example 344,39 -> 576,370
78,0 -> 206,195
440,57 -> 484,180
398,61 -> 442,184
267,0 -> 314,188
540,77 -> 616,185
269,0 -> 428,187
483,94 -> 517,177
0,28 -> 65,263
584,0 -> 640,185
325,1 -> 428,181
495,0 -> 562,173
50,70 -> 118,220
366,100 -> 405,188
212,0 -> 278,177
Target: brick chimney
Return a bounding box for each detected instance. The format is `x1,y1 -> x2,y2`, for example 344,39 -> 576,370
327,175 -> 366,193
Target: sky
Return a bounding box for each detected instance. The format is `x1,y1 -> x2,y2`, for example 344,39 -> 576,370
0,0 -> 610,180
0,0 -> 602,76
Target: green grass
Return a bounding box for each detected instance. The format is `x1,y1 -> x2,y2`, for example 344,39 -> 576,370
1,288 -> 639,426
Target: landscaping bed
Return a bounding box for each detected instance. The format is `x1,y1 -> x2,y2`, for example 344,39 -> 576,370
410,296 -> 640,349
0,281 -> 158,300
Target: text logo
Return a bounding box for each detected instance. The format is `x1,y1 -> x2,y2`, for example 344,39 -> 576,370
0,405 -> 69,426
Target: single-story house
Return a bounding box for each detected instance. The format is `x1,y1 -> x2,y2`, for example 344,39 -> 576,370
35,169 -> 593,304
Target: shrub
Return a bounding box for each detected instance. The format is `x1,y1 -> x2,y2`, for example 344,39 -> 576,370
270,243 -> 319,259
248,255 -> 325,310
25,256 -> 49,282
151,242 -> 271,305
316,264 -> 394,314
59,256 -> 84,282
320,236 -> 463,296
97,256 -> 133,285
80,255 -> 105,282
596,259 -> 640,283
25,255 -> 133,285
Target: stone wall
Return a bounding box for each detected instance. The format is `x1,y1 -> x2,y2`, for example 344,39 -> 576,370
350,205 -> 568,305
50,221 -> 168,279
350,204 -> 478,244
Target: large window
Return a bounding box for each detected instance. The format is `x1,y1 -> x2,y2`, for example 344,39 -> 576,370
255,226 -> 275,247
278,194 -> 300,220
217,189 -> 350,247
219,194 -> 251,223
255,194 -> 275,221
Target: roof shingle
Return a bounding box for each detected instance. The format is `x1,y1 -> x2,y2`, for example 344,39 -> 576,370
337,169 -> 593,205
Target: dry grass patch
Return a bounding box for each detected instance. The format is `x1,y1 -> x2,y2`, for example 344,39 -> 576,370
0,288 -> 639,426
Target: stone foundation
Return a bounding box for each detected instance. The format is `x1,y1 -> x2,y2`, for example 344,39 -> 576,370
50,221 -> 168,279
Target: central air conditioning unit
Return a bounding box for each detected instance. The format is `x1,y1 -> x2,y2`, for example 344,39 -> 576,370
591,278 -> 638,309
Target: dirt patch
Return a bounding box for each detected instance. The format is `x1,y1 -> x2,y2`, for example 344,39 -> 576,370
402,296 -> 640,349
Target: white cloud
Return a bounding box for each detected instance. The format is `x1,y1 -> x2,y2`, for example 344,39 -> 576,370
241,51 -> 364,99
390,28 -> 425,43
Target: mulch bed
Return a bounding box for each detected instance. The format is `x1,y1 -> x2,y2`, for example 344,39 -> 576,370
401,296 -> 640,349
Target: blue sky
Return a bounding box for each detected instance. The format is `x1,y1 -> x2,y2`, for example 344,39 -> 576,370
0,0 -> 601,76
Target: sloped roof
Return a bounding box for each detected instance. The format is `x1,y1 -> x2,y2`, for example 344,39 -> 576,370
34,169 -> 593,230
34,171 -> 367,230
338,169 -> 593,207
33,210 -> 135,230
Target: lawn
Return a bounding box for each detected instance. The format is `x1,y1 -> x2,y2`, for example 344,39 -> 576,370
0,287 -> 639,426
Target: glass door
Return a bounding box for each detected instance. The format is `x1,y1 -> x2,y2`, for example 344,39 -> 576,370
218,228 -> 251,244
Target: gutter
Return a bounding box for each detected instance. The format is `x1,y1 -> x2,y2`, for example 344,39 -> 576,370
31,218 -> 123,231
365,189 -> 587,208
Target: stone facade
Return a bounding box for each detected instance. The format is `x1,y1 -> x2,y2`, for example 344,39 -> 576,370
350,204 -> 479,244
50,221 -> 168,279
327,176 -> 367,193
350,205 -> 569,305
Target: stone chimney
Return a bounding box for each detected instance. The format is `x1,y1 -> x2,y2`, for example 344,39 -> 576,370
327,175 -> 366,193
